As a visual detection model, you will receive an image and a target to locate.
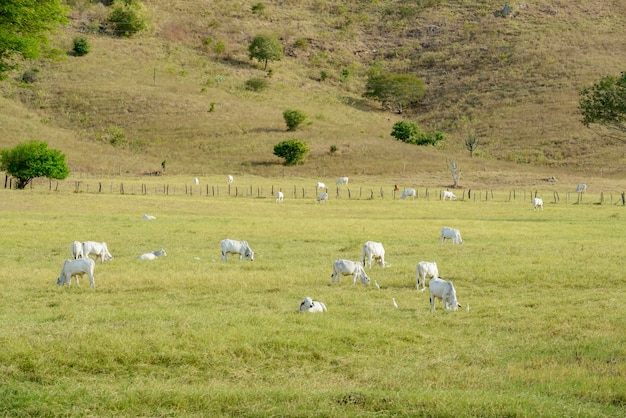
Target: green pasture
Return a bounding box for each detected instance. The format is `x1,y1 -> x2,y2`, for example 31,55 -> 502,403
0,180 -> 624,417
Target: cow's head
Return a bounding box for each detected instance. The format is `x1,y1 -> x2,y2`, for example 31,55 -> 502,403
246,248 -> 254,261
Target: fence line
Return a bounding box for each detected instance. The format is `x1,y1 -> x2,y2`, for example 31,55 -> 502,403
4,175 -> 626,206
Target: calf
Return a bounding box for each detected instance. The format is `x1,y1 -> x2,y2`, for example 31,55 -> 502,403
70,241 -> 83,259
299,297 -> 327,313
533,197 -> 543,210
57,258 -> 96,288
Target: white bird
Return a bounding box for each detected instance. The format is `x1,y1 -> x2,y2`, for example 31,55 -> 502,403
194,177 -> 199,185
193,257 -> 201,261
393,298 -> 398,309
375,280 -> 381,289
466,303 -> 470,312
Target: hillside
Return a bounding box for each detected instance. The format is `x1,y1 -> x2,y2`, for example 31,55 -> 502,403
1,0 -> 625,188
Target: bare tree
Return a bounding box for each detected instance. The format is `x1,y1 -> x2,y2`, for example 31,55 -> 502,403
447,159 -> 461,188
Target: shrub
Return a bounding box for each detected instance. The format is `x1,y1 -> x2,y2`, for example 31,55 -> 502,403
21,68 -> 39,84
72,37 -> 91,56
283,109 -> 308,131
245,78 -> 268,92
391,121 -> 445,146
108,1 -> 147,37
273,139 -> 310,165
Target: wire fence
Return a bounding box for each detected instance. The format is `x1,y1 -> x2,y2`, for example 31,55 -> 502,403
4,175 -> 626,206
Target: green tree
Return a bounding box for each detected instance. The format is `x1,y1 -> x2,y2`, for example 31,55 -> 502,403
0,140 -> 70,189
580,71 -> 626,141
0,0 -> 68,79
248,34 -> 283,70
282,109 -> 308,131
108,1 -> 148,37
364,72 -> 426,114
273,139 -> 310,165
465,133 -> 479,157
72,36 -> 91,56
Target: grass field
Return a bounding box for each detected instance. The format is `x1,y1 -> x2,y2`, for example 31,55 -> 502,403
1,179 -> 625,416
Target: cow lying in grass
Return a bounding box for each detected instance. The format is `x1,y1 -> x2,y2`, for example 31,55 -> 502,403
57,258 -> 96,288
138,249 -> 167,260
299,297 -> 327,313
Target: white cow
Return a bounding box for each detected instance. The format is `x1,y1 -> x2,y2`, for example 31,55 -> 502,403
336,176 -> 349,185
400,189 -> 416,199
82,241 -> 114,263
221,239 -> 254,261
416,261 -> 438,292
429,277 -> 461,312
533,197 -> 543,210
227,175 -> 234,184
440,227 -> 463,244
299,297 -> 327,313
317,192 -> 329,203
576,184 -> 587,193
194,177 -> 199,185
331,259 -> 370,286
57,257 -> 96,288
142,214 -> 156,220
442,190 -> 457,200
276,190 -> 284,203
361,241 -> 387,269
70,241 -> 83,259
138,249 -> 167,260
316,182 -> 327,190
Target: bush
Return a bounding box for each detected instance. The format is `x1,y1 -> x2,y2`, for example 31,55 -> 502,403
273,139 -> 310,165
21,68 -> 39,84
245,78 -> 268,92
108,1 -> 147,37
72,37 -> 91,56
283,109 -> 308,131
391,121 -> 445,146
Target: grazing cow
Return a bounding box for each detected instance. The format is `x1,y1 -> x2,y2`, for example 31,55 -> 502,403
316,182 -> 327,190
227,175 -> 234,184
336,176 -> 349,185
142,214 -> 156,220
70,241 -> 83,259
138,249 -> 167,260
440,227 -> 463,244
82,241 -> 114,263
299,297 -> 327,313
221,239 -> 254,261
429,277 -> 461,312
331,259 -> 370,286
576,184 -> 587,193
416,261 -> 438,292
317,192 -> 329,203
276,190 -> 284,203
442,190 -> 457,200
400,189 -> 416,199
57,257 -> 96,288
533,197 -> 543,210
361,241 -> 387,269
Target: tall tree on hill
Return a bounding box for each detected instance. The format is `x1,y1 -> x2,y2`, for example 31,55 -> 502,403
364,72 -> 426,114
248,34 -> 283,70
0,0 -> 68,79
579,71 -> 626,142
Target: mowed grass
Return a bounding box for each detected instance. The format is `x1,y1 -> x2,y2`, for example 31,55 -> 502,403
0,182 -> 625,417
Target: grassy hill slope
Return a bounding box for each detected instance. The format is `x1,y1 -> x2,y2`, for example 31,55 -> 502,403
1,0 -> 625,188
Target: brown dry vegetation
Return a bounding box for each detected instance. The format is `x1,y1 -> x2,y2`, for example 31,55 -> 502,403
1,0 -> 625,189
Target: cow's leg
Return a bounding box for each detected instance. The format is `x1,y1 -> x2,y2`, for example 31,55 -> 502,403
88,272 -> 95,288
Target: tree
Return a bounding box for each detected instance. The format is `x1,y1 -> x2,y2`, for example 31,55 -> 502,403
273,139 -> 310,165
465,133 -> 479,157
248,34 -> 283,70
108,1 -> 148,37
364,72 -> 426,114
0,0 -> 68,79
0,140 -> 70,189
579,71 -> 626,141
282,109 -> 308,131
447,159 -> 461,188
